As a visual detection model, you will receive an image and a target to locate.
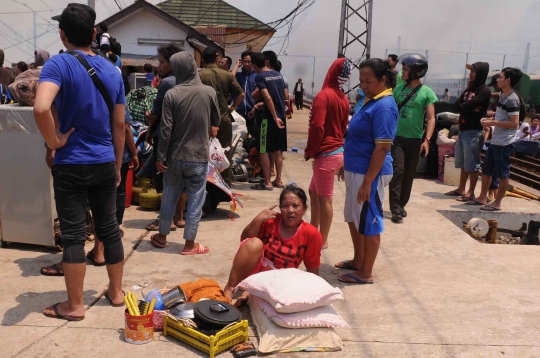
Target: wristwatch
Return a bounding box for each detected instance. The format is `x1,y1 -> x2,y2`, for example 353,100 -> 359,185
424,137 -> 430,143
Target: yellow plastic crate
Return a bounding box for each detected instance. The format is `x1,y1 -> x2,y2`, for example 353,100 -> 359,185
163,317 -> 248,358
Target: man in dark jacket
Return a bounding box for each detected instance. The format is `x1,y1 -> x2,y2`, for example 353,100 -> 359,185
445,62 -> 490,201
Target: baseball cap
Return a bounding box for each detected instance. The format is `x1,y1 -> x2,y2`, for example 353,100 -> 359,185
52,3 -> 96,22
488,73 -> 500,87
202,46 -> 220,63
465,64 -> 476,71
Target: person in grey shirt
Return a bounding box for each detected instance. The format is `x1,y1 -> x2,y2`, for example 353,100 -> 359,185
150,51 -> 220,254
470,67 -> 522,211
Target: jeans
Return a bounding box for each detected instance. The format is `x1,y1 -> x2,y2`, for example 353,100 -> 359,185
152,136 -> 164,193
116,162 -> 129,225
159,159 -> 208,240
455,130 -> 483,172
295,92 -> 303,109
53,162 -> 124,264
389,136 -> 422,214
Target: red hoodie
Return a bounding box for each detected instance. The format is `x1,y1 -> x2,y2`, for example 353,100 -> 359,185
304,58 -> 350,158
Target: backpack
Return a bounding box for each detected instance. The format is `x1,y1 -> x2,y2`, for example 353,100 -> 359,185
8,68 -> 41,106
0,83 -> 12,104
110,38 -> 121,57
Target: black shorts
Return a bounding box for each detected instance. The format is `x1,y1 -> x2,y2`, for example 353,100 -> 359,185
257,118 -> 287,154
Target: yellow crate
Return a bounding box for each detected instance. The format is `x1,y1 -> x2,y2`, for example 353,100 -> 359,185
163,317 -> 248,358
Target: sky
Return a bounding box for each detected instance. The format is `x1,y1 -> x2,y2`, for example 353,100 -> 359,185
2,0 -> 540,94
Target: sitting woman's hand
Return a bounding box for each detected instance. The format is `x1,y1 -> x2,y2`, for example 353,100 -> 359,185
256,205 -> 279,223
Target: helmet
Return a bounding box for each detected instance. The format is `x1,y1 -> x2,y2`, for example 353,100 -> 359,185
399,53 -> 428,81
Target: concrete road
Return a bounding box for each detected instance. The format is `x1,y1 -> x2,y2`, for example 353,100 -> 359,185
1,110 -> 539,358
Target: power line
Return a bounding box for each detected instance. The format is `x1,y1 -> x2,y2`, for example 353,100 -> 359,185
0,8 -> 64,14
11,0 -> 58,29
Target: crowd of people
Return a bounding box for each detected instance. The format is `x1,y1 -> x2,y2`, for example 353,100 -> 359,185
0,2 -> 528,321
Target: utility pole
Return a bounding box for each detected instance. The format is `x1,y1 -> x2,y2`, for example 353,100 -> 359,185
502,54 -> 506,69
337,0 -> 373,94
88,0 -> 96,9
397,36 -> 401,55
33,12 -> 37,52
523,43 -> 530,73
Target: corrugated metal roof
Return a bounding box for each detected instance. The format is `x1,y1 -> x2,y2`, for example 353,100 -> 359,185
157,0 -> 274,31
122,54 -> 159,67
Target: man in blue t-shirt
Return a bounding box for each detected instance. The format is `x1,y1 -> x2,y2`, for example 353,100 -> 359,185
233,51 -> 258,134
34,4 -> 126,321
251,51 -> 287,191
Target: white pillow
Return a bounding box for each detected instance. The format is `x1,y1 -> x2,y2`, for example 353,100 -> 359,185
236,268 -> 343,313
249,296 -> 343,354
251,296 -> 349,328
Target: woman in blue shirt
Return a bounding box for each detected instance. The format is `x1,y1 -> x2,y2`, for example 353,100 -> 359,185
335,59 -> 398,284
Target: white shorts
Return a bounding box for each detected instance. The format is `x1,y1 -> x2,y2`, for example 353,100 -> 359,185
344,171 -> 392,236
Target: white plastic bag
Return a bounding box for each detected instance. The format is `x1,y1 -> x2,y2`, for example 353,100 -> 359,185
231,111 -> 248,142
209,137 -> 230,173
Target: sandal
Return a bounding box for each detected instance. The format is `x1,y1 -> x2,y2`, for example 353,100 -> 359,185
251,183 -> 273,191
150,234 -> 166,248
104,290 -> 126,307
465,198 -> 485,206
480,205 -> 501,212
338,273 -> 374,284
43,303 -> 84,321
456,196 -> 474,202
180,243 -> 209,255
445,190 -> 463,197
334,260 -> 359,271
40,263 -> 64,276
86,250 -> 106,266
272,180 -> 285,189
146,219 -> 176,231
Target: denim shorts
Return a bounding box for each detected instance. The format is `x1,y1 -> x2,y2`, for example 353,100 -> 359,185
482,143 -> 514,180
455,130 -> 483,172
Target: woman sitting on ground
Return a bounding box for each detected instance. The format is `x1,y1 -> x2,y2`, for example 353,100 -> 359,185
224,185 -> 322,303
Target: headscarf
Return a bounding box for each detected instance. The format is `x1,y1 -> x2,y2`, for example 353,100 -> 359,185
35,50 -> 51,67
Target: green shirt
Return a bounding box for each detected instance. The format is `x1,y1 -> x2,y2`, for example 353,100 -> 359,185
199,64 -> 244,123
393,84 -> 438,139
395,70 -> 405,87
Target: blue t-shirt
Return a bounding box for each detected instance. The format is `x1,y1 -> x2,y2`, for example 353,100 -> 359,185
255,70 -> 286,120
344,91 -> 398,175
40,51 -> 125,165
115,55 -> 122,69
235,69 -> 257,117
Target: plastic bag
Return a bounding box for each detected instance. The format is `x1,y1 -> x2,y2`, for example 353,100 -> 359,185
208,137 -> 230,173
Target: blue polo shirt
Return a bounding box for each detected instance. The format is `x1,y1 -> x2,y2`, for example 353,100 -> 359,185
344,89 -> 398,175
235,68 -> 257,117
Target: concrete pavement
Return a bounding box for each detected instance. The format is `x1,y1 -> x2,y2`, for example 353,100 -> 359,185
1,110 -> 540,358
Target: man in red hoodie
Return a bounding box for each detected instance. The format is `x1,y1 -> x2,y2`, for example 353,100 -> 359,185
305,58 -> 351,249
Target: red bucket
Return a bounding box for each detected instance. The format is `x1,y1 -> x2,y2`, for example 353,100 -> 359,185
125,168 -> 134,208
124,309 -> 154,344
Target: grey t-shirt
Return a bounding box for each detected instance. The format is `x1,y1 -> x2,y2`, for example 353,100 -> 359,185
491,91 -> 520,146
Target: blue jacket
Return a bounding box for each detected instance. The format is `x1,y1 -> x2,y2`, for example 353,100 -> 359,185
235,68 -> 257,117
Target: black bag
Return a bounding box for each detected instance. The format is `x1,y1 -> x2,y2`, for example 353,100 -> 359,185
110,38 -> 122,57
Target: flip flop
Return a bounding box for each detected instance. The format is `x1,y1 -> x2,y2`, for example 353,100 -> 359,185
146,219 -> 176,231
338,273 -> 374,284
480,205 -> 502,212
104,290 -> 126,307
86,250 -> 106,266
251,183 -> 273,191
150,234 -> 166,248
40,263 -> 64,276
174,221 -> 185,228
43,303 -> 84,321
445,190 -> 463,197
456,196 -> 474,202
465,198 -> 486,206
334,260 -> 359,271
272,180 -> 285,188
180,243 -> 209,255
